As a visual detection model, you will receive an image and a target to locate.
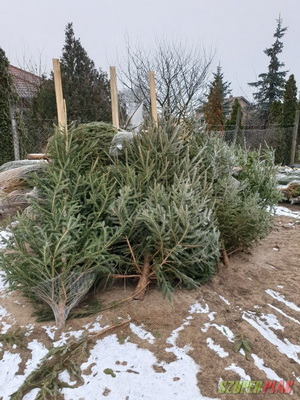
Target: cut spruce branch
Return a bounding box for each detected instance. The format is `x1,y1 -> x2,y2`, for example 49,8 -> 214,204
10,319 -> 131,400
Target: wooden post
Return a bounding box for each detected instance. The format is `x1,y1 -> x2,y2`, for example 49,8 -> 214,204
109,66 -> 119,129
52,59 -> 67,131
9,98 -> 20,160
149,71 -> 158,126
290,109 -> 300,165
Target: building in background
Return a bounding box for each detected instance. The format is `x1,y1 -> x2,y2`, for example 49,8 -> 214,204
9,65 -> 42,108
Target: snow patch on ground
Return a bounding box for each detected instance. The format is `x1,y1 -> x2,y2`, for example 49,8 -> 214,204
202,323 -> 235,342
42,325 -> 57,340
83,320 -> 103,333
0,339 -> 47,399
268,304 -> 300,325
0,305 -> 9,319
206,338 -> 229,358
189,302 -> 210,314
61,334 -> 219,400
218,295 -> 230,305
251,353 -> 282,380
25,340 -> 48,375
0,351 -> 23,397
243,312 -> 300,364
130,323 -> 155,344
224,363 -> 251,381
266,289 -> 300,312
53,329 -> 85,347
22,388 -> 41,400
0,304 -> 15,334
189,301 -> 215,321
274,206 -> 300,219
0,229 -> 11,249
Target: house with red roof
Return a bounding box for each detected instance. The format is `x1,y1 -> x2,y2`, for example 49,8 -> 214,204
9,65 -> 42,106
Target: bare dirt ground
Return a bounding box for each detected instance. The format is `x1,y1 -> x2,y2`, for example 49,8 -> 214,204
0,210 -> 300,400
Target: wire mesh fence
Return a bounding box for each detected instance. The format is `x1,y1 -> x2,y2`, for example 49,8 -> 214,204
221,125 -> 297,164
0,117 -> 55,166
0,116 -> 298,166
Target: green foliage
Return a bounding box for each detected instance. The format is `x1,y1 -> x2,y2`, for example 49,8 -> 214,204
103,368 -> 116,377
225,98 -> 244,146
219,147 -> 280,253
234,333 -> 252,360
282,74 -> 298,164
249,16 -> 287,122
11,338 -> 88,400
204,65 -> 231,131
225,99 -> 243,130
0,328 -> 27,349
26,22 -> 112,136
237,147 -> 281,208
0,47 -> 14,165
192,133 -> 279,253
282,75 -> 298,126
110,123 -> 220,294
0,123 -> 120,328
61,23 -> 111,123
24,77 -> 57,153
0,120 -> 280,322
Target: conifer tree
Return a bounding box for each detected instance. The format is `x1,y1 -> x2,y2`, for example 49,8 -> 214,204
28,23 -> 112,126
249,16 -> 288,122
109,123 -> 220,298
282,74 -> 298,164
224,98 -> 243,145
0,48 -> 15,165
61,23 -> 111,123
0,123 -> 119,329
204,66 -> 231,131
225,99 -> 243,130
267,101 -> 285,164
282,74 -> 297,126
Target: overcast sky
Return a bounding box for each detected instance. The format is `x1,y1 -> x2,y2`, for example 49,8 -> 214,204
1,0 -> 299,100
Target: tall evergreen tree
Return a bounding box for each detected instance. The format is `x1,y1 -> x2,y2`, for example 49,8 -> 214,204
225,98 -> 243,130
224,98 -> 243,145
0,48 -> 15,165
282,74 -> 298,126
249,16 -> 288,121
61,23 -> 111,123
282,74 -> 298,164
204,66 -> 231,131
29,23 -> 112,126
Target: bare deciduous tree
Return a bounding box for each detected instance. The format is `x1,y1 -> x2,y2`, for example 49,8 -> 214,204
120,40 -> 214,121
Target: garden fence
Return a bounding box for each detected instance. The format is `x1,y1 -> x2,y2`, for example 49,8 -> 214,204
0,117 -> 299,166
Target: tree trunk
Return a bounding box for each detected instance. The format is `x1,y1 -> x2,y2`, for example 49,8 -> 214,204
222,245 -> 230,268
133,255 -> 151,300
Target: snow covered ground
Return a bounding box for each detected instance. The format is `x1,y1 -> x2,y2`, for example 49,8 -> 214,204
1,205 -> 300,399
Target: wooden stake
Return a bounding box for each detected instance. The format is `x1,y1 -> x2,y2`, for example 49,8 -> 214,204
149,71 -> 158,126
290,109 -> 300,165
52,59 -> 67,131
110,66 -> 119,129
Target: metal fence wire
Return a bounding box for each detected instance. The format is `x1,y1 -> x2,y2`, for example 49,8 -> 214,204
0,116 -> 298,166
